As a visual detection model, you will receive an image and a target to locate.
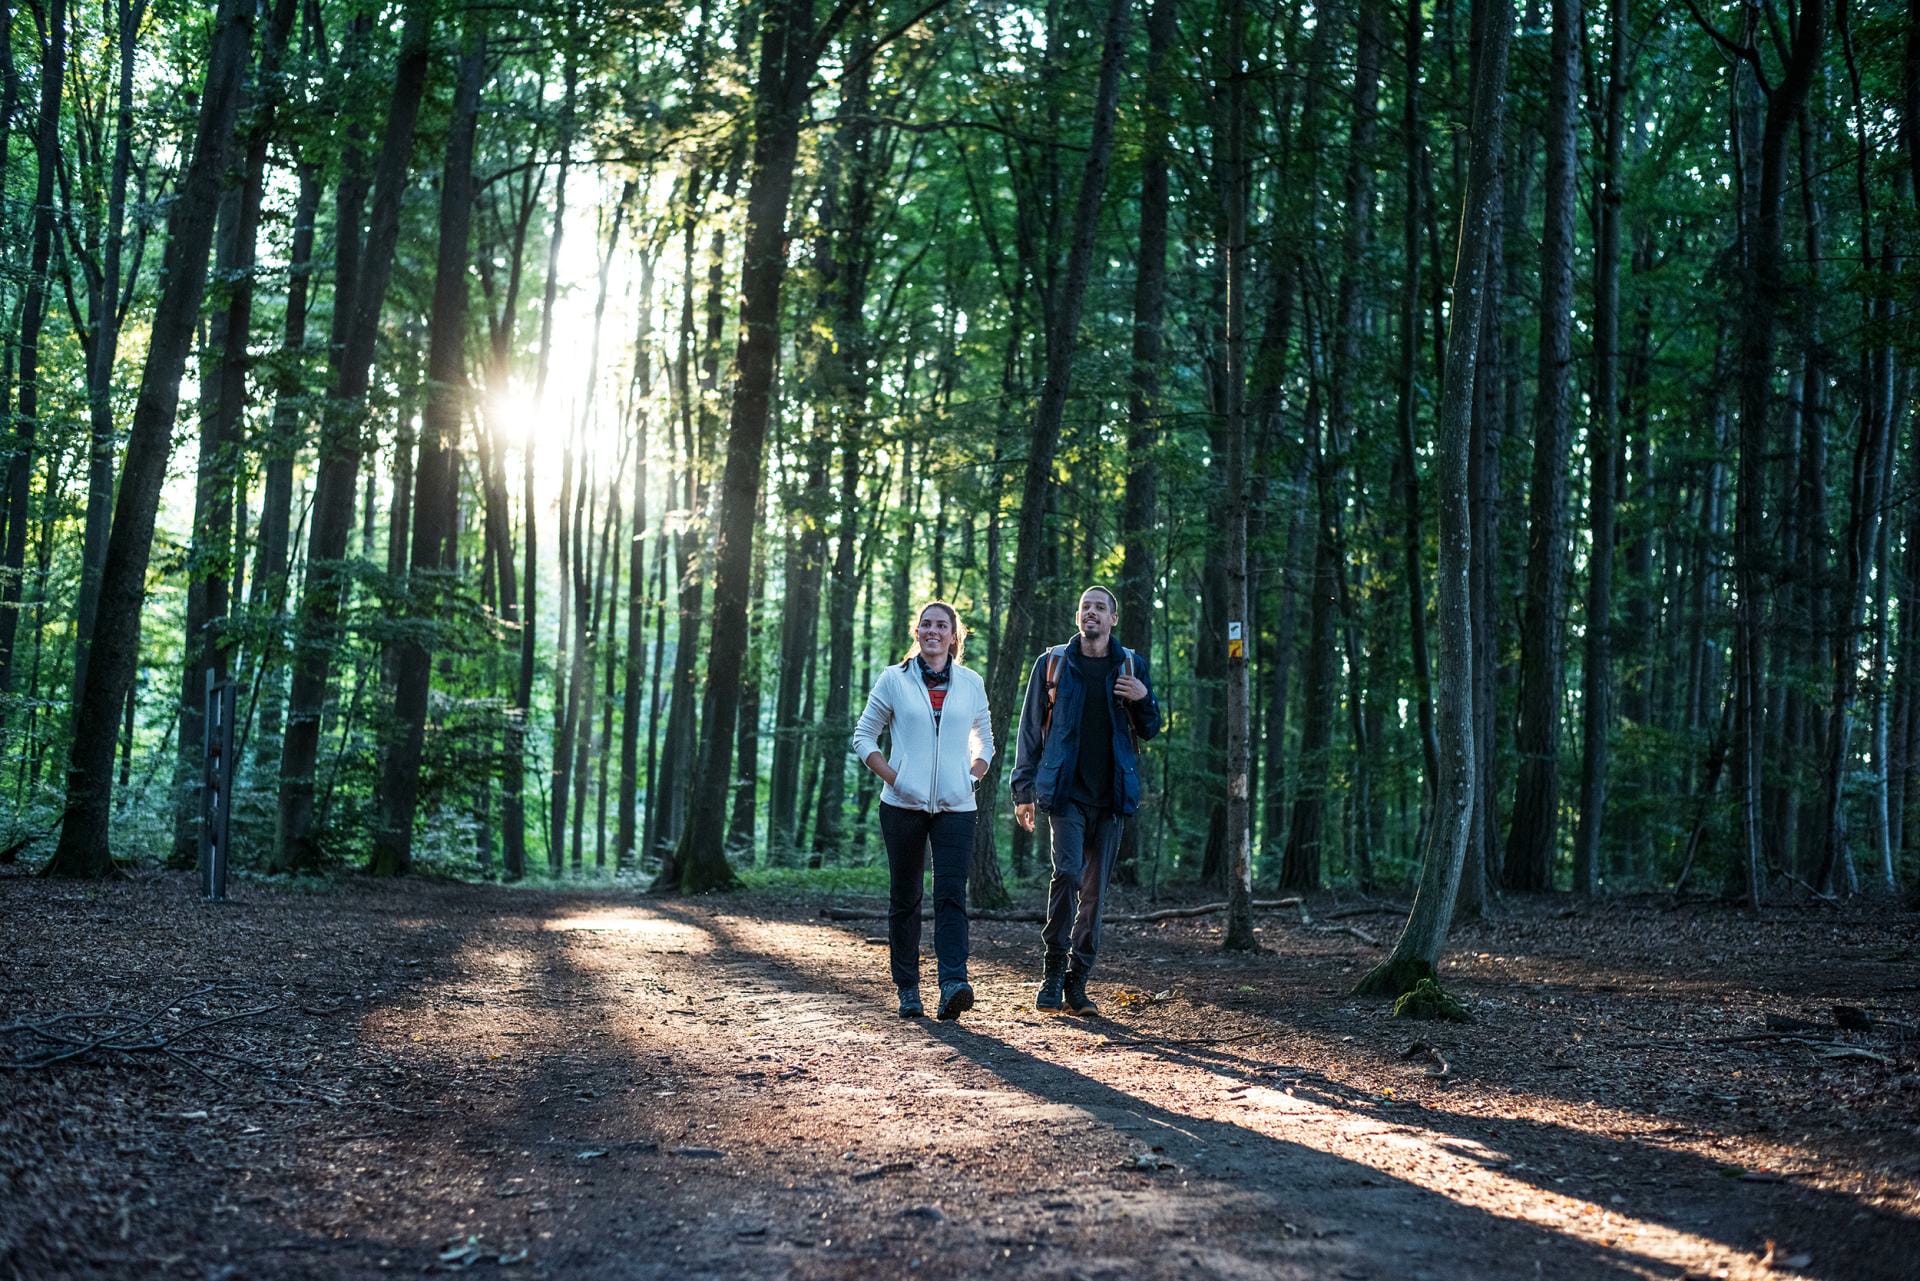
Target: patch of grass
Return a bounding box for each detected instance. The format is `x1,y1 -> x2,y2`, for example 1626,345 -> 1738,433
738,864 -> 892,896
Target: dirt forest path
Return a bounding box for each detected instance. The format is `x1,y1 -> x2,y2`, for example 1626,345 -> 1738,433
4,877 -> 1917,1280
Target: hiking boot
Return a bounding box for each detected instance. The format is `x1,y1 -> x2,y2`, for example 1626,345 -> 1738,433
1035,952 -> 1067,1011
1063,970 -> 1097,1016
897,987 -> 924,1018
936,981 -> 974,1021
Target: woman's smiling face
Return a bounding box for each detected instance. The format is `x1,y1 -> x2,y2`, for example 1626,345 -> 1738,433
917,607 -> 954,662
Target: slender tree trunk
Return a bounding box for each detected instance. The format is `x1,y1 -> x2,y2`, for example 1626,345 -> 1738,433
1354,0 -> 1507,995
811,43 -> 876,863
73,0 -> 143,701
1220,0 -> 1256,950
1731,1 -> 1826,908
1116,0 -> 1175,886
1501,0 -> 1578,893
618,256 -> 656,871
659,0 -> 824,892
1396,0 -> 1439,807
728,484 -> 769,860
249,164 -> 322,769
1283,374 -> 1335,892
0,0 -> 67,706
174,0 -> 300,867
1458,91 -> 1508,918
274,9 -> 433,872
369,19 -> 484,876
1574,0 -> 1627,896
652,177 -> 710,868
969,0 -> 1132,910
48,0 -> 256,877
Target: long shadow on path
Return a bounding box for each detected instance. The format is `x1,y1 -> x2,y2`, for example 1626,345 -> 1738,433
639,900 -> 1893,1281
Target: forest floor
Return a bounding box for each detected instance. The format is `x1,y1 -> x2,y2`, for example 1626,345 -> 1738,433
2,870 -> 1917,1281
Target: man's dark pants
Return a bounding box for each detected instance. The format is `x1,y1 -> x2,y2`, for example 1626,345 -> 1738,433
878,803 -> 974,989
1040,799 -> 1124,976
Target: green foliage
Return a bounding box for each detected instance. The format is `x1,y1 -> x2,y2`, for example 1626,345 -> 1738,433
0,0 -> 1912,914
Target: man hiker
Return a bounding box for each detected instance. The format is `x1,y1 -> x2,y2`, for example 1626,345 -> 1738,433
1011,585 -> 1162,1014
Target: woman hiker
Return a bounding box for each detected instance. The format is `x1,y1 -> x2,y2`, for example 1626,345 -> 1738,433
851,601 -> 994,1020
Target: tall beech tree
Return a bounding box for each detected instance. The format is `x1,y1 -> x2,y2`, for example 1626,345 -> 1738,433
274,7 -> 433,872
967,0 -> 1132,911
657,0 -> 888,893
46,0 -> 256,877
1354,0 -> 1508,994
1,0 -> 68,708
370,17 -> 487,876
1502,0 -> 1579,893
1574,0 -> 1628,896
173,0 -> 301,869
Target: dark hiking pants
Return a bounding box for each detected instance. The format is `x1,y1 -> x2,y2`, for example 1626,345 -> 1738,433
878,803 -> 975,989
1040,800 -> 1124,977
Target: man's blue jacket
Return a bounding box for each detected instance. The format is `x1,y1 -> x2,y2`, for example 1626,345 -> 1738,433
1010,634 -> 1162,815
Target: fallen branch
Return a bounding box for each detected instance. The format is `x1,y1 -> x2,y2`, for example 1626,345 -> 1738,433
819,898 -> 1305,924
1312,923 -> 1382,947
1615,1031 -> 1895,1054
1,986 -> 286,1071
1399,1040 -> 1451,1078
1325,903 -> 1410,920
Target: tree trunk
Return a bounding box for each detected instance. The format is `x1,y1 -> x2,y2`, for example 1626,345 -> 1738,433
174,0 -> 300,867
1283,377 -> 1334,893
73,0 -> 144,702
1501,0 -> 1578,893
727,484 -> 768,861
1354,0 -> 1506,996
0,0 -> 66,706
274,9 -> 433,872
248,163 -> 322,769
369,19 -> 484,876
1395,0 -> 1439,809
770,421 -> 827,860
650,172 -> 712,872
1220,0 -> 1255,951
1730,0 -> 1825,908
969,0 -> 1133,911
1116,0 -> 1175,887
661,0 -> 840,893
1573,0 -> 1626,896
47,0 -> 255,877
811,40 -> 876,864
618,256 -> 657,871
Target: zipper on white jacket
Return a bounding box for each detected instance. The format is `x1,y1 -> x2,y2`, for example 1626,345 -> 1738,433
914,663 -> 944,811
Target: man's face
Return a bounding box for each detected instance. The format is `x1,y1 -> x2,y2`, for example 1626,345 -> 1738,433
1077,590 -> 1115,640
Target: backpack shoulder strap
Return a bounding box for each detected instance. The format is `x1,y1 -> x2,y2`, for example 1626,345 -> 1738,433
1041,645 -> 1066,734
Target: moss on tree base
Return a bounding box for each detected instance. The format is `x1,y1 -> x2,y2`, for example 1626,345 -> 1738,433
679,862 -> 742,895
1390,977 -> 1471,1022
1351,955 -> 1434,999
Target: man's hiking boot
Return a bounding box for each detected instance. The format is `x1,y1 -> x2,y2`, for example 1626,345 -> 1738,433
1063,970 -> 1098,1016
936,981 -> 974,1021
897,987 -> 924,1018
1035,953 -> 1067,1011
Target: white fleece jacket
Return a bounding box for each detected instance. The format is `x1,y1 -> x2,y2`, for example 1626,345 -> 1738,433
850,659 -> 995,813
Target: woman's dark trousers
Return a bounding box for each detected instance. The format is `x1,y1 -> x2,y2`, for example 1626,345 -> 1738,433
878,803 -> 975,988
